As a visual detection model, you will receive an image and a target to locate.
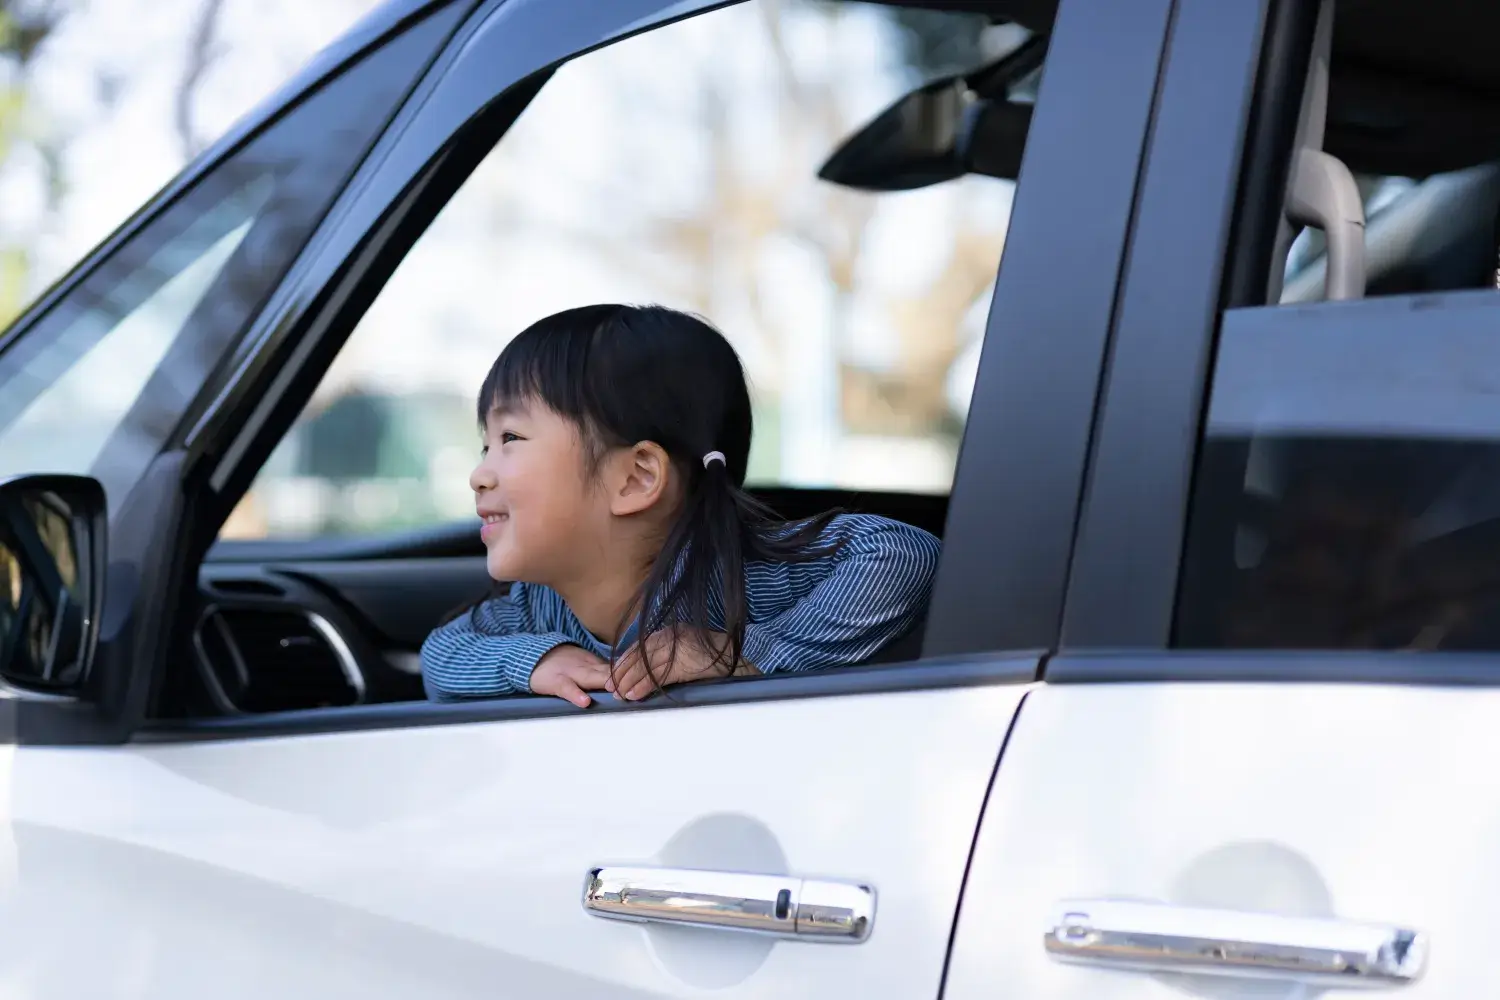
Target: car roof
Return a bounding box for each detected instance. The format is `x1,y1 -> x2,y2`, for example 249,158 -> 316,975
1327,0 -> 1500,178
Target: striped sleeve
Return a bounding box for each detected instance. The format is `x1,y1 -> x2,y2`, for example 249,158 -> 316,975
740,514 -> 941,674
420,584 -> 575,702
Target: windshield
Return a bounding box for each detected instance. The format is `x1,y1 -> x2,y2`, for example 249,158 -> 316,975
0,180 -> 273,499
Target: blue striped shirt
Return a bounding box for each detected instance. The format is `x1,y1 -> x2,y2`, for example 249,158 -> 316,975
421,512 -> 941,701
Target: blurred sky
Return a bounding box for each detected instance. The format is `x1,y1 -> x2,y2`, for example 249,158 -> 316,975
0,0 -> 381,286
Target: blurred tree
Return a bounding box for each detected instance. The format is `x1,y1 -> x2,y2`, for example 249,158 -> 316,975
883,6 -> 992,79
688,0 -> 1003,465
176,0 -> 226,159
754,1 -> 1011,447
257,0 -> 1021,527
810,1 -> 991,80
0,0 -> 64,328
475,0 -> 1014,478
0,1 -> 62,65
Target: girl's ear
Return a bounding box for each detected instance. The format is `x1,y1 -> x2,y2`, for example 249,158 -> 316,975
608,441 -> 672,516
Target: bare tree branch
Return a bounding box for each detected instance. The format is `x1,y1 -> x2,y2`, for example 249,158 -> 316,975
175,0 -> 226,160
760,0 -> 808,109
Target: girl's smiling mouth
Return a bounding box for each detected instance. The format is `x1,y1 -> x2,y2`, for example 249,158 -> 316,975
478,511 -> 509,541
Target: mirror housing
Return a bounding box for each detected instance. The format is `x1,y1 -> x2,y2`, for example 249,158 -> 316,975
0,474 -> 106,692
818,78 -> 1032,191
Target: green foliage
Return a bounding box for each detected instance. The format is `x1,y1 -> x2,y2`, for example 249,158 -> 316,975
0,2 -> 64,66
0,1 -> 64,329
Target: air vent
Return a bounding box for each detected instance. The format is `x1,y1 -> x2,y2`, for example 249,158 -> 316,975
208,578 -> 287,598
194,607 -> 362,713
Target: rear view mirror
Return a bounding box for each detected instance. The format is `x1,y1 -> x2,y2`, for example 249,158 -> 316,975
817,78 -> 1033,191
817,34 -> 1044,193
0,475 -> 106,691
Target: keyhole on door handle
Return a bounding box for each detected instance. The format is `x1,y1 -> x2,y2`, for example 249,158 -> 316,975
1059,913 -> 1097,945
775,888 -> 792,920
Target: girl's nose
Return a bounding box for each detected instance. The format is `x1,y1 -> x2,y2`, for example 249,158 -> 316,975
470,462 -> 497,493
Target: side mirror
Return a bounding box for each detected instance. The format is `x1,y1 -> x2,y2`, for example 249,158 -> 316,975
0,474 -> 106,691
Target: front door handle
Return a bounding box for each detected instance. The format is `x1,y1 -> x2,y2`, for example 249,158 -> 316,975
584,866 -> 874,942
1045,899 -> 1427,988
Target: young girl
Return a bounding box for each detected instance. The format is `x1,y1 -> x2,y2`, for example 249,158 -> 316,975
420,303 -> 941,707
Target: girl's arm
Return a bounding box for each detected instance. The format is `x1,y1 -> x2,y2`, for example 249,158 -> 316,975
740,514 -> 941,673
420,584 -> 578,701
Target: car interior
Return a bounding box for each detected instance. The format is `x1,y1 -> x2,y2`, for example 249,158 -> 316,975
161,0 -> 1500,719
174,487 -> 953,718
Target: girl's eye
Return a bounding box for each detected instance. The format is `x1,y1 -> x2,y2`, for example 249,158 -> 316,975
479,445 -> 489,458
499,431 -> 521,445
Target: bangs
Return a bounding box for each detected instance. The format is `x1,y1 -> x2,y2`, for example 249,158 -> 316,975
477,305 -> 617,428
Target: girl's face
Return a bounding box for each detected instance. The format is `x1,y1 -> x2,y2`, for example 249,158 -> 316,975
470,400 -> 608,585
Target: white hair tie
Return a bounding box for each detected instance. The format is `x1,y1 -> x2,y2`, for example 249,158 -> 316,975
702,451 -> 726,469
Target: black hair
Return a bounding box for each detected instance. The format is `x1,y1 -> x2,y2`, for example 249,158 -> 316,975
469,303 -> 840,692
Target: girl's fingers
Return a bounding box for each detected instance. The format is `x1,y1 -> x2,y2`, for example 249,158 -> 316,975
611,656 -> 654,701
553,675 -> 592,708
609,633 -> 677,699
615,667 -> 647,698
605,653 -> 637,694
574,660 -> 612,689
620,673 -> 647,700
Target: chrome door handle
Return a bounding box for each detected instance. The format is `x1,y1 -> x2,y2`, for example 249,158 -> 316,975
584,866 -> 874,942
1045,899 -> 1426,988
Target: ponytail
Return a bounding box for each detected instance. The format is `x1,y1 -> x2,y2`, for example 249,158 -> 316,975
613,450 -> 842,695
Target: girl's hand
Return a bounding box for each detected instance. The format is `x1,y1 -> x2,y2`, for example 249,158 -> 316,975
608,628 -> 759,702
529,644 -> 611,708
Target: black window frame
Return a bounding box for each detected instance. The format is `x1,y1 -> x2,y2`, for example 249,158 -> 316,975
1055,0 -> 1285,650
113,0 -> 1178,743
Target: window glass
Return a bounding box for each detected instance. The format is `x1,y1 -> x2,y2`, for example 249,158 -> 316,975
1177,0 -> 1500,650
0,10 -> 458,512
1177,300 -> 1500,650
0,183 -> 271,486
225,0 -> 1031,540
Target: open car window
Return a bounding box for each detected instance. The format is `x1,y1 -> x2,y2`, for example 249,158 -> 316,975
222,0 -> 1031,542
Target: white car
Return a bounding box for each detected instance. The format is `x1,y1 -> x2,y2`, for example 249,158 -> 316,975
0,0 -> 1487,995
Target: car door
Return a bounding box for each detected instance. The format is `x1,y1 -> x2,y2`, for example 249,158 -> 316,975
0,1 -> 1172,998
947,0 -> 1500,996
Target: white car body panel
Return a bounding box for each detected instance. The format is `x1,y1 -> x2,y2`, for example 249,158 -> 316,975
0,684 -> 1026,999
947,682 -> 1481,999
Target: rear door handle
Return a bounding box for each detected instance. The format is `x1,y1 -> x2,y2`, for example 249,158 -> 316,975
584,866 -> 875,942
1045,899 -> 1426,988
